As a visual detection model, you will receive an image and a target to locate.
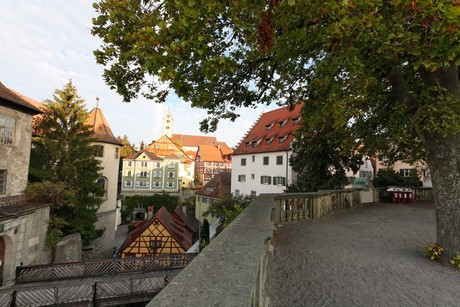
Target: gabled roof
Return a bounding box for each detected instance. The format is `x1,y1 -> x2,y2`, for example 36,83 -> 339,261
172,134 -> 218,147
119,207 -> 196,252
0,82 -> 42,115
197,145 -> 232,163
195,172 -> 231,198
125,150 -> 163,161
146,134 -> 191,161
173,207 -> 199,234
87,107 -> 122,146
233,103 -> 303,155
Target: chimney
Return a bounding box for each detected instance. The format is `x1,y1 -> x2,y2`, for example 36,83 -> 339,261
147,205 -> 154,220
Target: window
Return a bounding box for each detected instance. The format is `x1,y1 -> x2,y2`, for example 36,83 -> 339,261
138,171 -> 149,177
276,156 -> 283,165
251,174 -> 255,180
261,176 -> 271,184
150,239 -> 162,251
166,182 -> 174,188
136,181 -> 149,188
254,139 -> 262,147
126,170 -> 132,177
251,191 -> 257,197
115,148 -> 119,159
168,161 -> 175,168
139,161 -> 148,167
273,176 -> 286,186
279,119 -> 288,127
235,189 -> 240,196
238,175 -> 246,182
168,171 -> 174,178
156,162 -> 161,168
266,136 -> 275,145
155,144 -> 160,149
266,122 -> 275,130
241,158 -> 246,166
252,155 -> 255,162
0,115 -> 14,145
97,177 -> 107,198
153,170 -> 161,178
95,145 -> 104,157
263,156 -> 269,165
0,170 -> 6,194
292,116 -> 301,124
127,161 -> 132,167
124,181 -> 133,187
399,169 -> 412,177
153,181 -> 161,188
278,135 -> 288,143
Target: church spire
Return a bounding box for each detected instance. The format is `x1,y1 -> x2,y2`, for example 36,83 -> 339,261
163,107 -> 173,137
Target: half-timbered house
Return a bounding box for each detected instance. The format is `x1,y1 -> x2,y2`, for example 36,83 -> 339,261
118,207 -> 197,258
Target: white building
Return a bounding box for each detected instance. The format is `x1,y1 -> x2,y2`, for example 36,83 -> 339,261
86,106 -> 123,258
231,104 -> 303,196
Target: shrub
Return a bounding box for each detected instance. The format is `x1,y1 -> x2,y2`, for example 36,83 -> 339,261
449,254 -> 460,268
422,243 -> 444,261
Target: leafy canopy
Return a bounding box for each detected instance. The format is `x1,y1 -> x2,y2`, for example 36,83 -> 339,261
28,81 -> 104,246
204,194 -> 253,226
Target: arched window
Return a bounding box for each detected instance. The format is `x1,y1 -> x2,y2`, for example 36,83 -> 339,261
97,177 -> 107,199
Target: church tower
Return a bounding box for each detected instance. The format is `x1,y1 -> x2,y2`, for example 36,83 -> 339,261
163,107 -> 173,137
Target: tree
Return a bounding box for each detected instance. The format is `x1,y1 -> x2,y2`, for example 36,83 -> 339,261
204,194 -> 253,227
28,81 -> 104,246
288,108 -> 362,192
373,168 -> 422,188
121,193 -> 179,222
117,134 -> 135,158
92,2 -> 460,258
200,218 -> 210,250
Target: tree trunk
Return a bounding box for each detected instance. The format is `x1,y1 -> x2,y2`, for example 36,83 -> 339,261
419,64 -> 460,260
423,133 -> 460,260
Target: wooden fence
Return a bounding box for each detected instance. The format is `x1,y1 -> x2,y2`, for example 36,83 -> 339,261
0,273 -> 176,307
273,189 -> 361,224
16,253 -> 196,283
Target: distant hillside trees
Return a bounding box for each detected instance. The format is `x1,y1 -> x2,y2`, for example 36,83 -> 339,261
27,80 -> 104,248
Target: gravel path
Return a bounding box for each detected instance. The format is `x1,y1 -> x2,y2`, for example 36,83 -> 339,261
264,202 -> 460,306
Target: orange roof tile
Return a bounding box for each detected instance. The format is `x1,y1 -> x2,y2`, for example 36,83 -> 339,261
172,134 -> 217,147
233,103 -> 303,155
198,145 -> 227,162
87,107 -> 122,145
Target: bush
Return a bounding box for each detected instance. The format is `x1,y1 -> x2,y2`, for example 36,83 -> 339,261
121,193 -> 179,222
422,243 -> 444,261
449,254 -> 460,268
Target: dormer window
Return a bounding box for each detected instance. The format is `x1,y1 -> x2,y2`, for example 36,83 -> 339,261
292,116 -> 301,124
266,122 -> 275,131
279,119 -> 288,127
266,136 -> 275,145
279,134 -> 288,143
254,139 -> 262,147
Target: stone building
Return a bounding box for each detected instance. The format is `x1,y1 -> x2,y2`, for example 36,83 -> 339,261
0,82 -> 49,286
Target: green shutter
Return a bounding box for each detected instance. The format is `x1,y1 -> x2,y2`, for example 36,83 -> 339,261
273,177 -> 276,185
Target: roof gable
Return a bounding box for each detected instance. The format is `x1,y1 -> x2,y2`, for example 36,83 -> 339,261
172,134 -> 217,147
0,82 -> 42,115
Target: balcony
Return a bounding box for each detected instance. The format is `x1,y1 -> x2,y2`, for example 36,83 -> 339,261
0,195 -> 48,217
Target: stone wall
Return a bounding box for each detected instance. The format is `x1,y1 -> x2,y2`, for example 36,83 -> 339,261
54,233 -> 82,263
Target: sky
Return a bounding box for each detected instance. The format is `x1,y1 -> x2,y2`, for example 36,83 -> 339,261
0,0 -> 278,148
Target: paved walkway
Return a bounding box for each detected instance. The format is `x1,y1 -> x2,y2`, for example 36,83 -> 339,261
264,202 -> 460,306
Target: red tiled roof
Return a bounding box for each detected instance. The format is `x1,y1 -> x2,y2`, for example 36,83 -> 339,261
0,82 -> 42,114
198,145 -> 228,162
195,172 -> 231,198
172,134 -> 218,147
119,207 -> 195,252
87,107 -> 122,146
233,103 -> 303,155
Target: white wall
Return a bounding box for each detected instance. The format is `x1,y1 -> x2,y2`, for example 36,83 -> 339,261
231,151 -> 293,196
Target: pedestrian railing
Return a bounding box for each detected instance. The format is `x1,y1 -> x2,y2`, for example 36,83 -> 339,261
273,189 -> 361,224
16,253 -> 196,283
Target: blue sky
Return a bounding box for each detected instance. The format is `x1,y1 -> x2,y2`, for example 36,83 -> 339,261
0,0 -> 277,148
